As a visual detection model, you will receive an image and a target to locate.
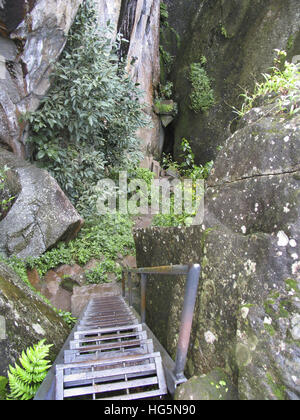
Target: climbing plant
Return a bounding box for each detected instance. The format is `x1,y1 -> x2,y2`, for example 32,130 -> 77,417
188,57 -> 215,113
25,0 -> 148,216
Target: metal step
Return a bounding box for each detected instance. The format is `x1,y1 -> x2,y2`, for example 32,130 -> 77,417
56,352 -> 167,400
55,296 -> 168,400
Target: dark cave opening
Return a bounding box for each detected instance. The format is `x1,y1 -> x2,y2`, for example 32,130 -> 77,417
161,120 -> 175,159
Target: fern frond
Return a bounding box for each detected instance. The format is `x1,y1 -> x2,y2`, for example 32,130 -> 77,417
7,371 -> 37,400
7,340 -> 53,400
11,364 -> 34,385
20,351 -> 34,373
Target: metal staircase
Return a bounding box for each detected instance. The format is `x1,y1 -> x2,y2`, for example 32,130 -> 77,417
34,264 -> 201,401
55,296 -> 167,400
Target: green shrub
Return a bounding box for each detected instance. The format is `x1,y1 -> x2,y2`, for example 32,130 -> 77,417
26,0 -> 148,216
85,259 -> 122,284
26,213 -> 135,276
154,139 -> 213,227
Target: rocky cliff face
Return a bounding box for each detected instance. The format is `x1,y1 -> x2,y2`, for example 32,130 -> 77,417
162,0 -> 300,164
118,0 -> 161,159
0,0 -> 83,158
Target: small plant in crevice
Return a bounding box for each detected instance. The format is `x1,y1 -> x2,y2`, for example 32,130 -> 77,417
233,50 -> 300,118
160,45 -> 174,75
188,57 -> 215,113
159,81 -> 174,100
6,340 -> 52,400
153,138 -> 213,227
154,99 -> 177,115
219,22 -> 231,39
162,138 -> 214,181
0,166 -> 15,221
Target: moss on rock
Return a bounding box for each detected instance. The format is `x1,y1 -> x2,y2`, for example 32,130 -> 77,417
0,262 -> 70,376
174,368 -> 238,400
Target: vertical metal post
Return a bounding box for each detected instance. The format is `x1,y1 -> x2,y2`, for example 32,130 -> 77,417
174,264 -> 201,380
122,271 -> 125,298
128,272 -> 133,307
141,273 -> 147,324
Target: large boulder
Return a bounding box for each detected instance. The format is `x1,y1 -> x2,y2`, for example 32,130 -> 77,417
0,261 -> 70,376
0,148 -> 83,258
202,95 -> 300,400
134,95 -> 300,399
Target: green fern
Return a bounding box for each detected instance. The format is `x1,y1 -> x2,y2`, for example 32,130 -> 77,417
7,340 -> 53,400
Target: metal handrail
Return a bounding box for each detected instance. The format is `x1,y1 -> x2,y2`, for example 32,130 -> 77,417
122,263 -> 201,391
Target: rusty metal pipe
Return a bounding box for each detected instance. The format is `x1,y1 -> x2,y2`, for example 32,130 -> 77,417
122,271 -> 126,297
128,272 -> 132,306
127,265 -> 189,276
141,273 -> 147,324
174,264 -> 201,379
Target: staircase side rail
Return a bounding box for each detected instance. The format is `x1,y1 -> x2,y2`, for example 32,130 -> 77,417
122,263 -> 201,394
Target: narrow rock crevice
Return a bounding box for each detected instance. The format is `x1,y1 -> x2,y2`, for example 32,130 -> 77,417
208,167 -> 300,188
